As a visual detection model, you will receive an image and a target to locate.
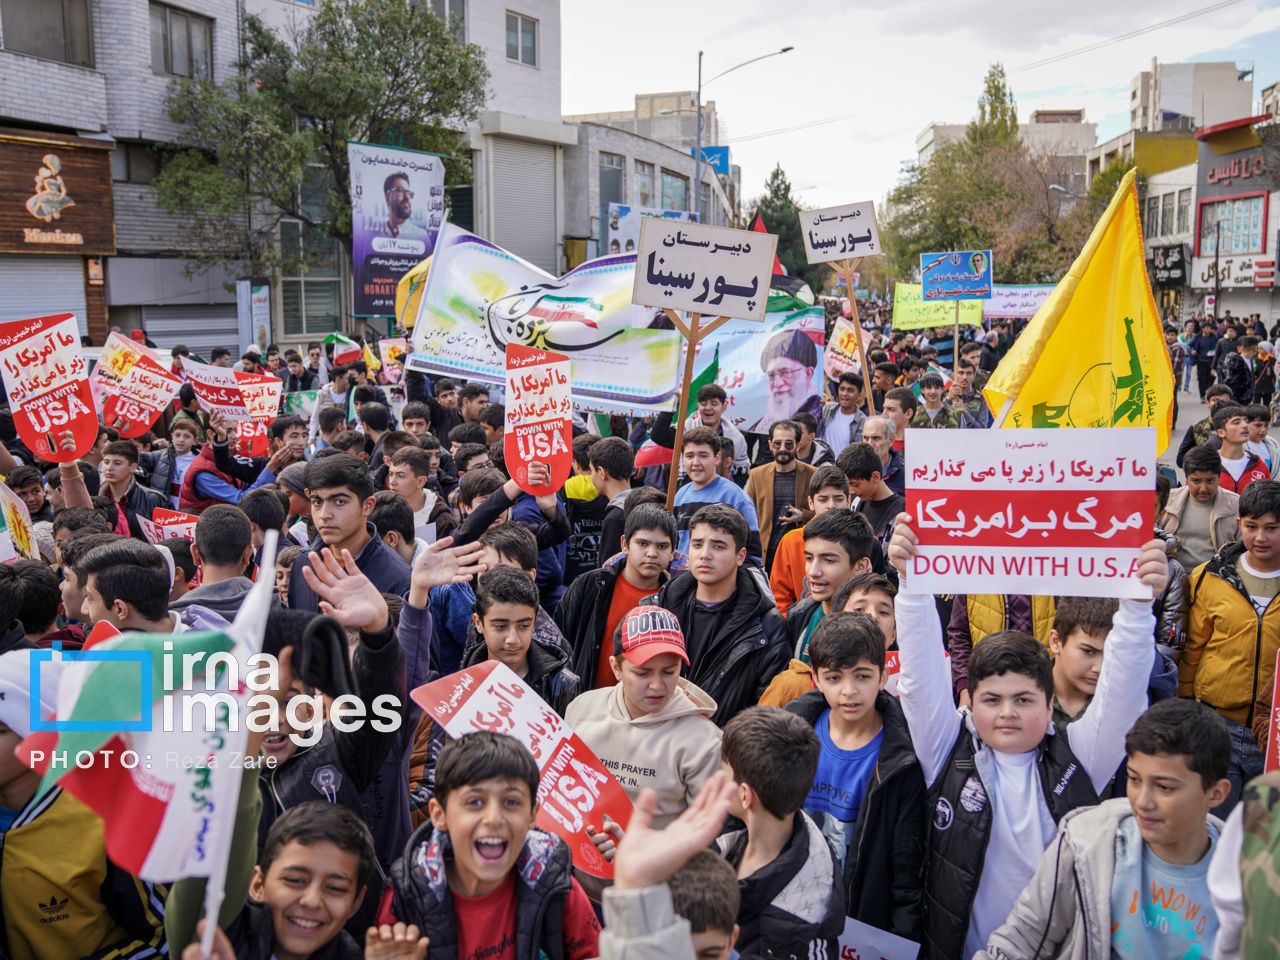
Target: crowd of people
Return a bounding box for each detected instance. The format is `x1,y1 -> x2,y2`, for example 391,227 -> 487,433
0,317 -> 1276,960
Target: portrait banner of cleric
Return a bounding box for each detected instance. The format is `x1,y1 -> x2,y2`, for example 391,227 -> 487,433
748,328 -> 823,433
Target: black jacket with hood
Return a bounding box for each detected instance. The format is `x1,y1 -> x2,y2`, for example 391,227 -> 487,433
786,689 -> 926,941
459,626 -> 582,716
645,567 -> 788,727
716,810 -> 847,960
554,558 -> 669,688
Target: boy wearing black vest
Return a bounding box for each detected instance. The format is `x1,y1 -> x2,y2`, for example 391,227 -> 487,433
887,517 -> 1169,960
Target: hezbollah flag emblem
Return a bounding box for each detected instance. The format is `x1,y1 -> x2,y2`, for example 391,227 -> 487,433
983,168 -> 1175,453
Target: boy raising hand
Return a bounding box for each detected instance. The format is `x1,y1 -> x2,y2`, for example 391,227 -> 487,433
887,513 -> 1168,960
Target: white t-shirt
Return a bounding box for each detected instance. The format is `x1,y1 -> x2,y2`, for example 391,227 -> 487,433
965,748 -> 1057,959
1222,454 -> 1250,482
823,409 -> 856,451
1247,439 -> 1271,467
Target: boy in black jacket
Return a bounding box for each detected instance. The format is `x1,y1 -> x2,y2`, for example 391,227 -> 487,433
785,611 -> 925,941
716,706 -> 846,959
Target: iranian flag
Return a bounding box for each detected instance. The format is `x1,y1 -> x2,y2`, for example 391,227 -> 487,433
325,333 -> 361,366
18,534 -> 279,885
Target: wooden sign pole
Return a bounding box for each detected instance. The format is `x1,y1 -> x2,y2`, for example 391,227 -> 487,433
953,300 -> 961,371
837,257 -> 875,415
662,308 -> 731,510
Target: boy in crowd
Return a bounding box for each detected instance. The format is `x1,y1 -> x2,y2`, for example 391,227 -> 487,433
648,504 -> 788,727
370,491 -> 425,567
881,386 -> 918,453
275,544 -> 300,605
715,706 -> 846,959
170,504 -> 255,619
5,465 -> 52,522
461,567 -> 580,715
841,441 -> 906,547
288,454 -> 412,612
650,384 -> 752,486
792,412 -> 835,467
784,612 -> 925,940
447,443 -> 492,518
1176,383 -> 1234,468
316,406 -> 348,451
911,371 -> 980,429
785,510 -> 877,665
1211,402 -> 1270,494
567,604 -> 721,827
1180,479 -> 1280,815
557,503 -> 676,691
75,538 -> 181,632
1245,403 -> 1279,477
745,420 -> 816,572
381,732 -> 601,959
57,530 -> 119,627
819,371 -> 868,452
99,440 -> 168,540
467,523 -> 573,661
673,427 -> 762,564
887,514 -> 1168,959
981,699 -> 1230,960
0,648 -> 169,960
386,446 -> 456,541
769,464 -> 849,616
590,436 -> 635,568
399,401 -> 431,438
1160,445 -> 1241,571
156,417 -> 200,507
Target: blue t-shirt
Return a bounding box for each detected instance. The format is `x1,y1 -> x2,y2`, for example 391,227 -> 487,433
1110,831 -> 1218,959
804,709 -> 883,863
673,476 -> 761,561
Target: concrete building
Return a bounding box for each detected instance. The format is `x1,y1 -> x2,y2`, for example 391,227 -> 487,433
915,109 -> 1096,166
1086,128 -> 1200,189
1131,59 -> 1254,133
1140,164 -> 1197,320
0,0 -> 570,355
1261,80 -> 1279,124
563,122 -> 737,264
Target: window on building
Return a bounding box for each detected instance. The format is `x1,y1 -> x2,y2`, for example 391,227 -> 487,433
150,3 -> 211,78
111,142 -> 163,184
0,0 -> 93,67
661,170 -> 688,212
1160,193 -> 1175,237
635,161 -> 654,208
1200,195 -> 1265,256
699,182 -> 710,223
505,12 -> 536,66
280,221 -> 342,337
599,153 -> 624,208
1176,188 -> 1191,234
1144,196 -> 1159,239
430,0 -> 465,42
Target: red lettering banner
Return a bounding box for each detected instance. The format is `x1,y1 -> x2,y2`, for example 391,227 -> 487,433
0,313 -> 96,462
504,343 -> 572,496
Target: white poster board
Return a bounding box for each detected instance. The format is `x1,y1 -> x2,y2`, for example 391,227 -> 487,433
800,201 -> 881,264
632,219 -> 777,322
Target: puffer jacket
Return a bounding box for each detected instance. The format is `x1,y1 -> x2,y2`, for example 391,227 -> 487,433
981,799 -> 1223,960
1158,485 -> 1241,567
1152,527 -> 1189,652
758,658 -> 814,708
645,567 -> 789,727
1180,540 -> 1280,727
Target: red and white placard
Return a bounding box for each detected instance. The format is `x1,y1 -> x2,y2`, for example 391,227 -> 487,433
504,343 -> 573,497
141,507 -> 200,544
94,333 -> 182,438
904,428 -> 1155,600
411,661 -> 633,877
0,313 -> 97,461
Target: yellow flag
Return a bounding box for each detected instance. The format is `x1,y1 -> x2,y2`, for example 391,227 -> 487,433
362,341 -> 381,372
982,168 -> 1174,453
394,255 -> 431,330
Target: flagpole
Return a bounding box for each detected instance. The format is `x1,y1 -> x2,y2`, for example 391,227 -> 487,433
953,300 -> 960,373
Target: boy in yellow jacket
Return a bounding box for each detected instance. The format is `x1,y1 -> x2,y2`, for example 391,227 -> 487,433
1180,479 -> 1280,816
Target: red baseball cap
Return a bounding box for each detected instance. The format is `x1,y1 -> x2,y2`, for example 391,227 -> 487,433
614,605 -> 688,666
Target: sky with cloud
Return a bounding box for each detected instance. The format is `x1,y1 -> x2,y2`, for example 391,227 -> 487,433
560,0 -> 1280,210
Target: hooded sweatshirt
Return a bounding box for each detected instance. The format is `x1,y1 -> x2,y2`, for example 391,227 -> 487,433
565,677 -> 722,828
169,576 -> 256,618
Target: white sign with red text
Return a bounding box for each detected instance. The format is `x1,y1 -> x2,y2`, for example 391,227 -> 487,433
141,507 -> 200,544
181,358 -> 252,421
0,313 -> 97,462
904,428 -> 1155,599
838,916 -> 919,960
1266,649 -> 1280,774
504,343 -> 573,497
411,661 -> 633,878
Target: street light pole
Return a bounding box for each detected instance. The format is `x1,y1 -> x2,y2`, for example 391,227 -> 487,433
1213,218 -> 1222,318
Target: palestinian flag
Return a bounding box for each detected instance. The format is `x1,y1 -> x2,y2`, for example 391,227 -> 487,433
324,333 -> 361,366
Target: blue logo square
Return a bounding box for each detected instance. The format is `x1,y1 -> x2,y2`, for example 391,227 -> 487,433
30,647 -> 153,732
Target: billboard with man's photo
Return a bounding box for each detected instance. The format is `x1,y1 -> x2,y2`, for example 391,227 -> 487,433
348,141 -> 446,317
603,203 -> 696,257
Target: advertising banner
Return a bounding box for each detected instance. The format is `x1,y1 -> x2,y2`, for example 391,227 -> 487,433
633,219 -> 778,322
409,224 -> 681,417
93,332 -> 182,439
0,312 -> 96,462
983,285 -> 1054,319
603,203 -> 696,257
904,428 -> 1155,599
694,307 -> 825,434
348,141 -> 445,317
1190,255 -> 1274,290
920,250 -> 993,300
891,284 -> 983,331
411,661 -> 633,878
504,344 -> 573,496
1148,245 -> 1188,288
800,201 -> 881,264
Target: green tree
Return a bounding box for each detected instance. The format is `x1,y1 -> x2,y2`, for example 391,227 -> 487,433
968,63 -> 1019,148
153,0 -> 489,279
748,164 -> 828,294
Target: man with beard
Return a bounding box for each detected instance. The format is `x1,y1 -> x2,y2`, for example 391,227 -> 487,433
746,419 -> 817,572
749,330 -> 822,434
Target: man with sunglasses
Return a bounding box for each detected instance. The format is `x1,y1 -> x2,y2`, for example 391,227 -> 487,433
380,172 -> 427,240
746,419 -> 817,573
